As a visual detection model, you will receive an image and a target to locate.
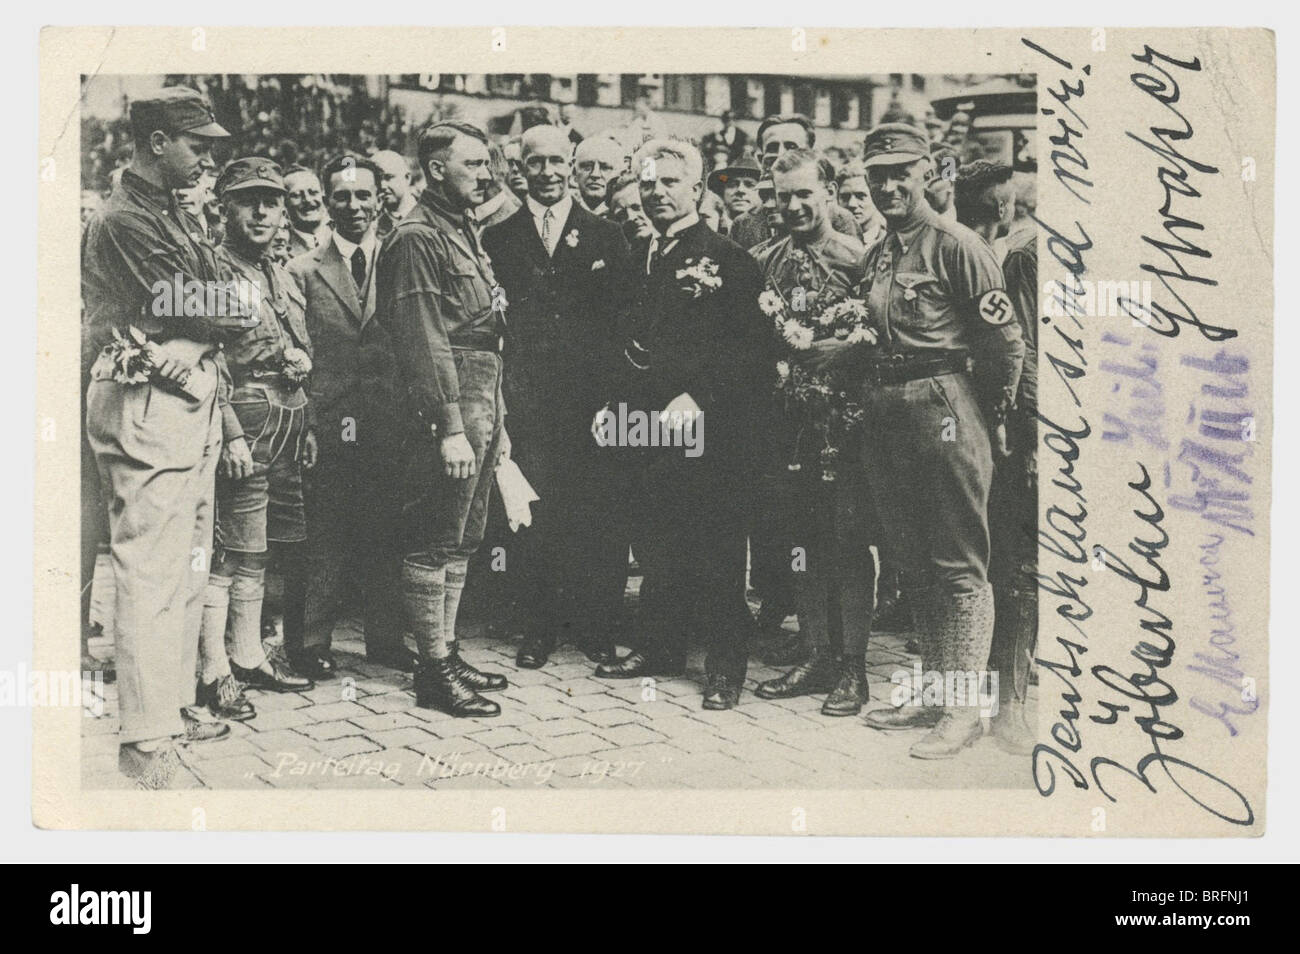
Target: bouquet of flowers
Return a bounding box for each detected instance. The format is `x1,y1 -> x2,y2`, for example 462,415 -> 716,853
98,326 -> 159,385
280,346 -> 313,387
761,284 -> 877,481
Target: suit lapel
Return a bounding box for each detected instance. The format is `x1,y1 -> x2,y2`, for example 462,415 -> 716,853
316,239 -> 363,324
510,205 -> 550,270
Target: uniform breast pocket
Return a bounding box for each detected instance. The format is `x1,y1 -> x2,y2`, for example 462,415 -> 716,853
440,265 -> 490,315
893,271 -> 944,331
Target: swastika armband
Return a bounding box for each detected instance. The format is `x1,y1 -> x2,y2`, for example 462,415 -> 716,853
977,288 -> 1014,326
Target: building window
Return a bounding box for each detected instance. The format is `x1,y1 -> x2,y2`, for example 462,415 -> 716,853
663,74 -> 706,113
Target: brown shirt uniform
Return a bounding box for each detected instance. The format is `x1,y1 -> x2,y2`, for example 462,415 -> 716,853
858,203 -> 1023,410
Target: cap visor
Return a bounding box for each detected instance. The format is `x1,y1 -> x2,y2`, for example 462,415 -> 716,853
223,181 -> 286,196
185,120 -> 231,139
862,151 -> 928,168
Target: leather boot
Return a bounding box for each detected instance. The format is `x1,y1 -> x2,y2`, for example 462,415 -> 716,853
413,658 -> 500,718
755,648 -> 835,699
909,586 -> 994,759
448,641 -> 508,692
989,581 -> 1036,755
821,654 -> 867,716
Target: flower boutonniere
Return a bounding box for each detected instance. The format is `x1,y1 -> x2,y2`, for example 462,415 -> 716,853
591,259 -> 606,271
564,229 -> 580,248
675,256 -> 723,299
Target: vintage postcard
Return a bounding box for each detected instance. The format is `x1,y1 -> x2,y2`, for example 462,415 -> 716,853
33,25 -> 1273,835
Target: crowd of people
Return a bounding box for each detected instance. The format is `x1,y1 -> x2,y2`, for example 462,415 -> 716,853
80,80 -> 1038,789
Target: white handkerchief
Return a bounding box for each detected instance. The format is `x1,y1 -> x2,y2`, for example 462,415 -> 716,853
495,458 -> 540,532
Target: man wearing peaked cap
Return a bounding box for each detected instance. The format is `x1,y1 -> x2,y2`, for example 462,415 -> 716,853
853,122 -> 1025,758
82,86 -> 244,787
195,157 -> 319,726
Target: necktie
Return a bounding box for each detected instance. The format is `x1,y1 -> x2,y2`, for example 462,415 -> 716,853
541,207 -> 555,256
350,246 -> 366,292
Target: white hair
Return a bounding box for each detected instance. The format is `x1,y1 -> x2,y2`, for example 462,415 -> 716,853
631,138 -> 703,185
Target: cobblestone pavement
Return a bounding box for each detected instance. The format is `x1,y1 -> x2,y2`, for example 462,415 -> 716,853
82,612 -> 1036,792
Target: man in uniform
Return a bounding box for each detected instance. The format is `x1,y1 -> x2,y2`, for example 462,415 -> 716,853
197,158 -> 317,724
751,149 -> 874,717
955,160 -> 1037,754
593,139 -> 769,710
377,122 -> 510,717
287,154 -> 413,678
82,87 -> 241,786
855,124 -> 1024,758
482,124 -> 633,670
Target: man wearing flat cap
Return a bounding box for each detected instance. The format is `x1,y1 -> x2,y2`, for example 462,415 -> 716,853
195,158 -> 317,729
82,86 -> 244,787
852,123 -> 1024,758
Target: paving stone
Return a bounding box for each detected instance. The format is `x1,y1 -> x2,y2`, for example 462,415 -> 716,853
348,711 -> 425,733
296,720 -> 367,741
574,707 -> 644,729
470,726 -> 534,749
356,692 -> 417,714
304,700 -> 374,722
592,723 -> 664,748
365,726 -> 439,750
530,732 -> 613,759
561,692 -> 626,713
517,717 -> 594,739
245,706 -> 316,731
315,735 -> 384,759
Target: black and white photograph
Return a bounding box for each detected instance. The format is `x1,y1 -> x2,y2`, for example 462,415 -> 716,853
75,68 -> 1042,792
23,22 -> 1276,852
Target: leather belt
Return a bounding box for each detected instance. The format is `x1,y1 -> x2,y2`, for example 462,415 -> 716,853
863,350 -> 971,386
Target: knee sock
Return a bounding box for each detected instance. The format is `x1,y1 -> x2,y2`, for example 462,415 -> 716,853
444,559 -> 469,649
403,560 -> 448,660
226,565 -> 268,669
198,574 -> 233,684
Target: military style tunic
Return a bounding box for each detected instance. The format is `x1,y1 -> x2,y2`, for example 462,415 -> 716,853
377,188 -> 506,565
854,202 -> 1024,596
213,245 -> 315,550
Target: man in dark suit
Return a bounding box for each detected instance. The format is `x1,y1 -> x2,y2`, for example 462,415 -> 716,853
286,154 -> 415,678
593,138 -> 769,710
482,125 -> 634,670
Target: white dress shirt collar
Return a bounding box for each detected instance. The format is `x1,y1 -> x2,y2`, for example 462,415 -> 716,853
332,228 -> 376,266
526,194 -> 573,234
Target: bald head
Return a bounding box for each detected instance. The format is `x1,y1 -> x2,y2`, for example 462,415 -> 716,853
521,125 -> 573,206
371,149 -> 413,212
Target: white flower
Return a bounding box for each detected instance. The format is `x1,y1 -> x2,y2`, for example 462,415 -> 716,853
781,319 -> 814,350
676,256 -> 723,298
845,326 -> 878,345
565,229 -> 579,248
776,360 -> 791,383
591,259 -> 606,271
758,289 -> 784,317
